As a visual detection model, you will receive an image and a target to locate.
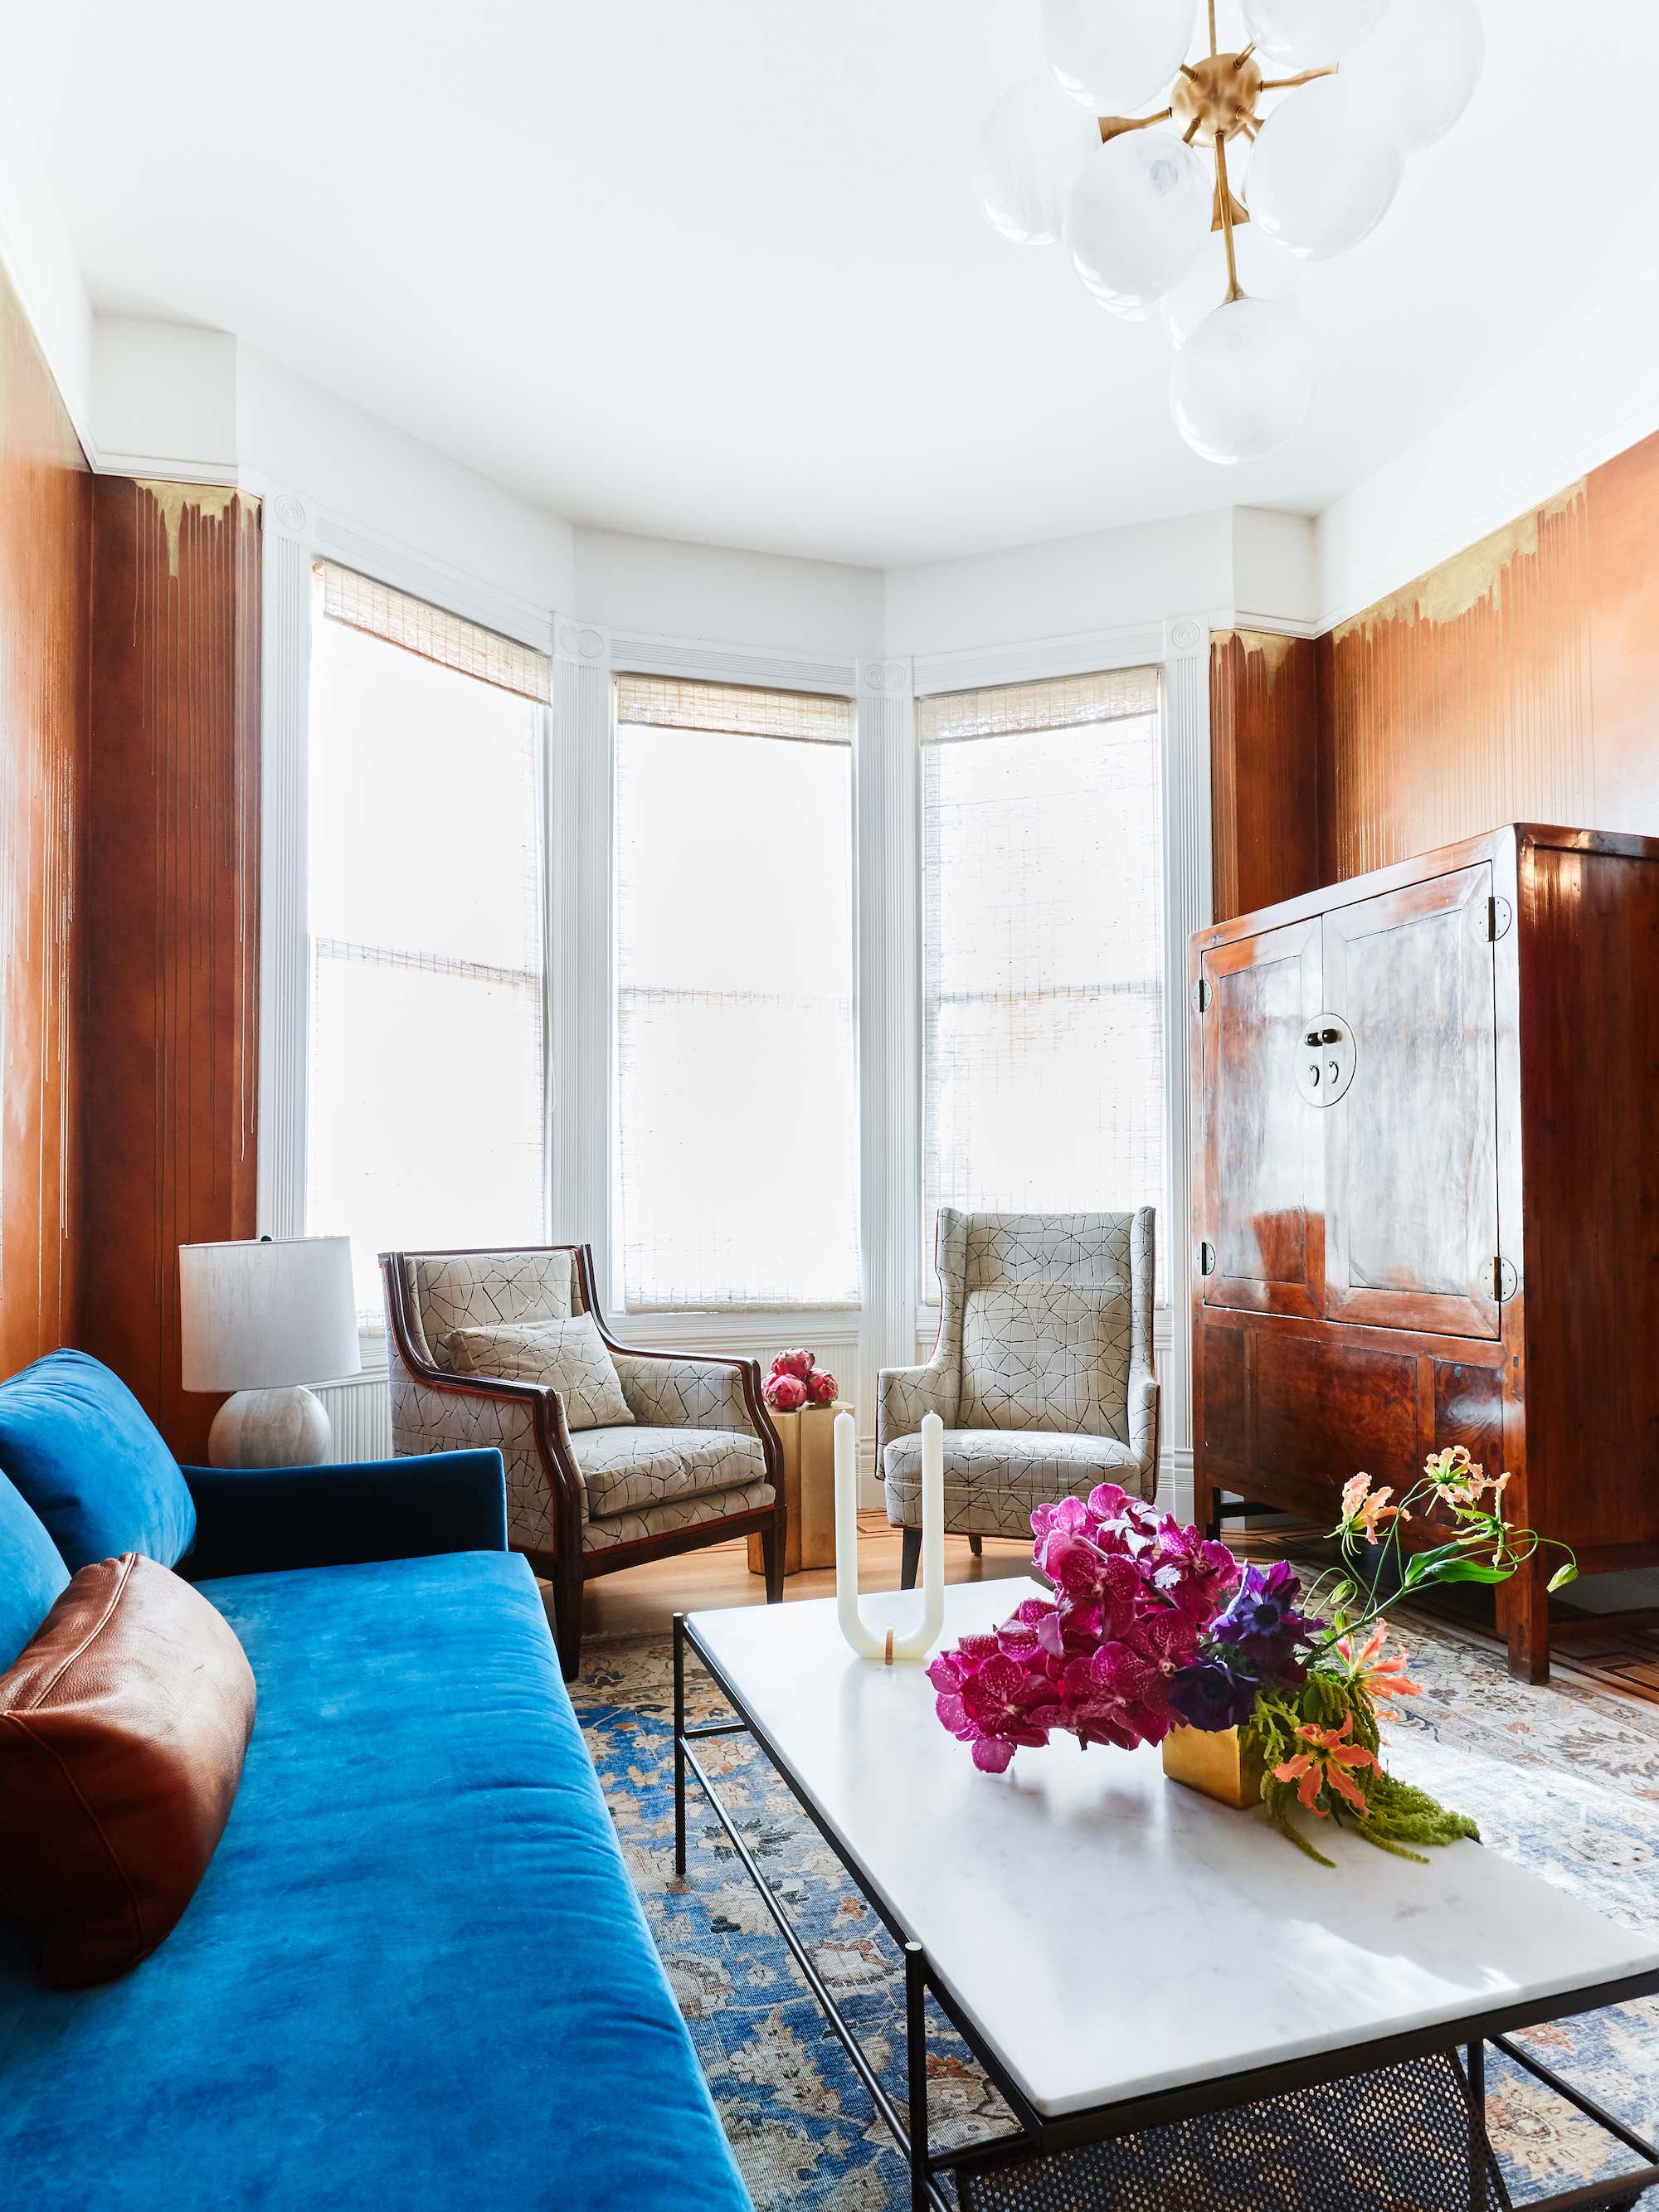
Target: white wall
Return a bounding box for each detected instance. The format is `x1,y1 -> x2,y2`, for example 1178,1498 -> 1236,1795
576,527 -> 883,663
238,347 -> 576,639
93,318 -> 238,482
1316,260 -> 1659,632
0,63 -> 92,455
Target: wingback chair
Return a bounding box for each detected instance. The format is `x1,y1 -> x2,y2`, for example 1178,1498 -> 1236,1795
879,1208 -> 1159,1588
382,1244 -> 784,1678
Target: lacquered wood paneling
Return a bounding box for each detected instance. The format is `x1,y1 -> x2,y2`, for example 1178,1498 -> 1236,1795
1209,629 -> 1321,923
0,267 -> 90,1377
84,480 -> 260,1460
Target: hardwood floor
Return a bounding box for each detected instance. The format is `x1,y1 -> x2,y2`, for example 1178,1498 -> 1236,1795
565,1513 -> 1033,1646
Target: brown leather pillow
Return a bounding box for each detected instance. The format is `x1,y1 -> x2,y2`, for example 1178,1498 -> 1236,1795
0,1552 -> 255,1988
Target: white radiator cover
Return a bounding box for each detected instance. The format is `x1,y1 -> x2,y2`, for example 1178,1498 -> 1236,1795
314,1371 -> 393,1463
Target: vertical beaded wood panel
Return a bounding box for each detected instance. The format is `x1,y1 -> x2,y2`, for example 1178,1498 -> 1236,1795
1319,485 -> 1596,884
85,480 -> 261,1459
1585,427 -> 1659,836
0,270 -> 91,1377
1209,630 -> 1321,921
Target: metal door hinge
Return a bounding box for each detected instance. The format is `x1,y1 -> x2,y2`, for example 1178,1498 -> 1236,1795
1191,977 -> 1212,1014
1197,1240 -> 1217,1277
1489,1255 -> 1518,1302
1486,895 -> 1513,941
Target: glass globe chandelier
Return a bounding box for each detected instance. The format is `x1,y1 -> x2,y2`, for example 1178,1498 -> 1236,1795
975,0 -> 1484,464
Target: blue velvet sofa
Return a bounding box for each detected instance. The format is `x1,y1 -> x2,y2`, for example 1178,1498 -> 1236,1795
0,1350 -> 750,2212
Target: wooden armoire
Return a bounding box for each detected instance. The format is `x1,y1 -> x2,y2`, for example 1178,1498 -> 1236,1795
1190,824 -> 1659,1682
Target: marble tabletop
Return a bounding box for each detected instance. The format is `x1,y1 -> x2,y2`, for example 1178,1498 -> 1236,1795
688,1578 -> 1659,2120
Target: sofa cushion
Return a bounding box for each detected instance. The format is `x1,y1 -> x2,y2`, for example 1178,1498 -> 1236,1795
572,1422 -> 766,1521
0,1554 -> 255,1988
0,1470 -> 69,1674
449,1313 -> 635,1432
0,1350 -> 196,1571
0,1549 -> 747,2212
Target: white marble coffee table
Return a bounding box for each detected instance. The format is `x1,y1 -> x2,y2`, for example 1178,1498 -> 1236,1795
674,1578 -> 1659,2212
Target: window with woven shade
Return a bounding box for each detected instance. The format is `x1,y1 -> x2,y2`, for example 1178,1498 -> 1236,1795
614,673 -> 859,1312
918,666 -> 1165,1297
306,562 -> 551,1321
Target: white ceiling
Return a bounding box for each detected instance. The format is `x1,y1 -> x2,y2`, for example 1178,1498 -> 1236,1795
2,1 -> 1652,566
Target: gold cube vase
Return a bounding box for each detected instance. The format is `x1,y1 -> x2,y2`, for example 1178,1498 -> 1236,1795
1160,1723 -> 1264,1811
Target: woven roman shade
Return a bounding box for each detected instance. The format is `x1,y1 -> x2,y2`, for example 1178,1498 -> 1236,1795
315,561 -> 552,705
614,674 -> 851,746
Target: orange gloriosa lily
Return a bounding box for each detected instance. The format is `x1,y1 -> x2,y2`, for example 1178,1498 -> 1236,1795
1335,1620 -> 1421,1712
1272,1711 -> 1377,1818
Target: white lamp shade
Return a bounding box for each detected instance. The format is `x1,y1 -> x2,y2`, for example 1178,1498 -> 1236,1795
179,1237 -> 361,1393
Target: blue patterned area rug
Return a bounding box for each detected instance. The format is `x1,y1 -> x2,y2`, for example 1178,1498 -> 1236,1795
572,1606 -> 1659,2210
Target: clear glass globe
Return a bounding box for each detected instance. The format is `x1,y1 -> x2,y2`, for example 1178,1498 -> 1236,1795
1245,75 -> 1401,259
1170,296 -> 1318,464
1242,0 -> 1389,65
1041,0 -> 1199,116
1342,0 -> 1484,153
1064,130 -> 1211,318
1160,224 -> 1301,348
973,76 -> 1103,246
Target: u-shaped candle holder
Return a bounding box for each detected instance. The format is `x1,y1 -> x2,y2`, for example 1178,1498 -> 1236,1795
833,1408 -> 945,1664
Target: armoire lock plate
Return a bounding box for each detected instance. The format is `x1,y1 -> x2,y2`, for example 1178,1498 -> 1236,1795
1293,1011 -> 1356,1109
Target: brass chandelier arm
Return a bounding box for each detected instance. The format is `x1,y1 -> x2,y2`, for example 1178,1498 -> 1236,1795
1214,134 -> 1244,302
1097,107 -> 1174,143
1259,62 -> 1339,91
1207,0 -> 1219,58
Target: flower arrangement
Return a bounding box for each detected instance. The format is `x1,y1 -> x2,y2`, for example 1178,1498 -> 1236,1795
763,1348 -> 838,1414
929,1446 -> 1575,1865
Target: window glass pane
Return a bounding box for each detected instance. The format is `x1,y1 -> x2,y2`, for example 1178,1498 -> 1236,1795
922,673 -> 1165,1295
616,688 -> 859,1311
309,610 -> 543,973
309,953 -> 547,1316
306,571 -> 547,1320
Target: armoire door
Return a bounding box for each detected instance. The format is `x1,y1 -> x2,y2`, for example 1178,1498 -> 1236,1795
1197,917 -> 1325,1318
1322,864 -> 1501,1338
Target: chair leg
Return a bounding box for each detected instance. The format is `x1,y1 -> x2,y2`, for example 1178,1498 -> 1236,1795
967,1534 -> 983,1558
552,1554 -> 585,1682
761,1510 -> 785,1605
900,1525 -> 923,1592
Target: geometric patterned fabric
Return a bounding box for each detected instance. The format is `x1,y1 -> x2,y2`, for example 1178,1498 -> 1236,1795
386,1247 -> 774,1559
448,1315 -> 635,1432
881,1208 -> 1158,1534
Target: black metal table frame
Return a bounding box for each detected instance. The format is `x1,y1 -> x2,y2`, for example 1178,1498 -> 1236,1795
673,1611 -> 1659,2212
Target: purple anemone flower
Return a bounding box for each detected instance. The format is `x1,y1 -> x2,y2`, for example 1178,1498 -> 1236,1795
1169,1657 -> 1259,1733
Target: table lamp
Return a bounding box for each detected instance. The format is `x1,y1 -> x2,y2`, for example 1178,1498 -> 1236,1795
179,1236 -> 361,1468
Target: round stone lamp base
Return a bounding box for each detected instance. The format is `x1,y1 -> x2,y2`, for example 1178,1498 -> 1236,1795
207,1385 -> 333,1469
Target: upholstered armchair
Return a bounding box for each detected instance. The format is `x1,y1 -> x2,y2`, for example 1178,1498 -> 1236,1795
382,1244 -> 783,1678
879,1208 -> 1159,1588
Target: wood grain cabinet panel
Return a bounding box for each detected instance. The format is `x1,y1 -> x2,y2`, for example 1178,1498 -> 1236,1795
1191,824 -> 1659,1684
1196,918 -> 1325,1319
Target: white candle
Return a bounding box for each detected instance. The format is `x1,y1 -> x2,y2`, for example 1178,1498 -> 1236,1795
834,1410 -> 884,1660
834,1407 -> 946,1665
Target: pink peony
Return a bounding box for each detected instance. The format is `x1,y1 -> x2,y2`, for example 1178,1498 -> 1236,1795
764,1372 -> 809,1412
770,1349 -> 815,1381
806,1369 -> 837,1407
